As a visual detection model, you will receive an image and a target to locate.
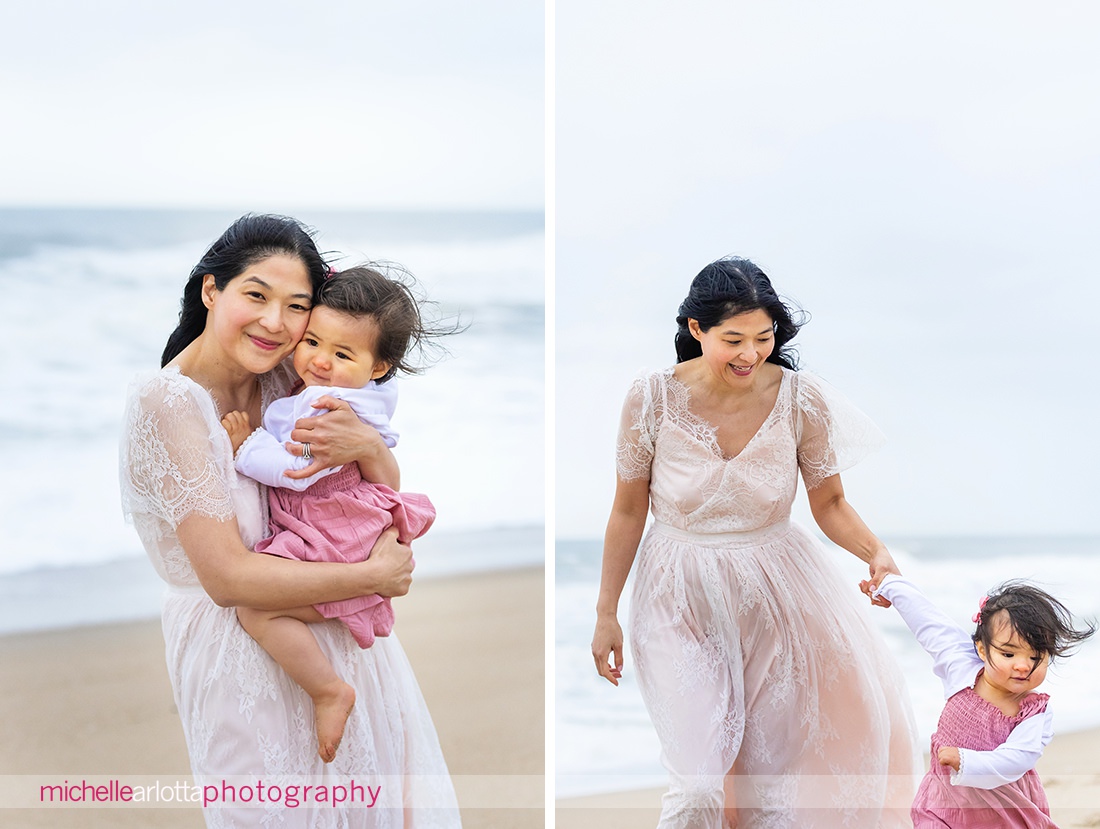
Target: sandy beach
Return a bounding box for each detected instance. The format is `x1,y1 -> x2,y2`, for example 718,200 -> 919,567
555,729 -> 1100,828
0,566 -> 543,828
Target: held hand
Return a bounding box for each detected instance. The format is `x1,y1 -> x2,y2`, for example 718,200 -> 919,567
592,615 -> 625,686
363,528 -> 414,598
863,548 -> 902,608
937,746 -> 961,772
284,395 -> 379,480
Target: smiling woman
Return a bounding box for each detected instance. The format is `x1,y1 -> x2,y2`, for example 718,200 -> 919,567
120,214 -> 461,827
591,256 -> 921,828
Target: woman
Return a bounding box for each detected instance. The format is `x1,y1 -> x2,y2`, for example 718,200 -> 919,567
120,214 -> 460,828
591,257 -> 919,828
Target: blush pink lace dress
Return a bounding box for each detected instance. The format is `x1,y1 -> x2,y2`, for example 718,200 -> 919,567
120,364 -> 460,828
616,367 -> 920,829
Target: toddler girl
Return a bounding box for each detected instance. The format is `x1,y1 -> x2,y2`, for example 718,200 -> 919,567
222,266 -> 440,763
864,573 -> 1095,827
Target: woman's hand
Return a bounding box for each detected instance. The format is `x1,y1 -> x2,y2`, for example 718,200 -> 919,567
285,396 -> 394,485
865,547 -> 901,607
592,614 -> 625,686
361,528 -> 415,598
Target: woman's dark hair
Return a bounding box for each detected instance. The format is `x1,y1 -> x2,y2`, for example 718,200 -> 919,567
974,581 -> 1096,667
316,264 -> 461,383
674,256 -> 805,369
160,214 -> 328,367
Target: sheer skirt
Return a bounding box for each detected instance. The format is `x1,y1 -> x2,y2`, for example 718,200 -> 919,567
629,521 -> 919,829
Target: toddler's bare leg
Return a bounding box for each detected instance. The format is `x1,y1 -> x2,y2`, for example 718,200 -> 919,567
237,606 -> 356,763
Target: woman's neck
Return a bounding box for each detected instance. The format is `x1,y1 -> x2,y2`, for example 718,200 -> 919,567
680,358 -> 780,406
171,334 -> 261,413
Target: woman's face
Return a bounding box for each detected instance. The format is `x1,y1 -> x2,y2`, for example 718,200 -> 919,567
689,308 -> 776,386
202,254 -> 313,375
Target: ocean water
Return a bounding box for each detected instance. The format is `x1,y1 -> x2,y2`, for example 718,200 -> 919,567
556,534 -> 1100,798
0,208 -> 544,628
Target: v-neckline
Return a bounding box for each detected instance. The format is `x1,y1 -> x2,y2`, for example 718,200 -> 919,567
166,364 -> 272,420
666,368 -> 789,462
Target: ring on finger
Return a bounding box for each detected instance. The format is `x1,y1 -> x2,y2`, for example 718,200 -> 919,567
302,442 -> 312,461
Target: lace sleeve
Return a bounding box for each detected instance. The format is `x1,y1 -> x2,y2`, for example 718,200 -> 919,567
794,371 -> 886,490
614,372 -> 660,481
120,370 -> 236,529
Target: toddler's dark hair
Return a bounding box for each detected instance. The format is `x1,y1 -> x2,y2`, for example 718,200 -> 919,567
316,264 -> 459,383
973,581 -> 1096,663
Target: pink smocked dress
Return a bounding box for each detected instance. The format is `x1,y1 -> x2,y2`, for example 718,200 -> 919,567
256,463 -> 435,648
914,689 -> 1053,828
875,575 -> 1058,829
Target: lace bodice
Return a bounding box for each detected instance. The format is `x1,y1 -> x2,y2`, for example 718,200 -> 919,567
119,363 -> 296,585
615,367 -> 885,534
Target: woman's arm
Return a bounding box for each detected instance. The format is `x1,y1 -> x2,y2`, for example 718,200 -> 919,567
177,515 -> 413,609
592,475 -> 650,686
284,395 -> 400,489
806,472 -> 899,605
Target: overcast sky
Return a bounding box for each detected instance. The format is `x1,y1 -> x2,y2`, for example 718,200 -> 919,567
556,1 -> 1100,540
0,0 -> 542,209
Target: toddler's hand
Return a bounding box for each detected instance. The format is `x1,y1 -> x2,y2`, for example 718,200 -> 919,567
937,746 -> 961,772
221,411 -> 252,456
858,579 -> 892,609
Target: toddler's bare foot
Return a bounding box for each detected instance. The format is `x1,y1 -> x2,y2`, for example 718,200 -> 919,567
314,680 -> 356,763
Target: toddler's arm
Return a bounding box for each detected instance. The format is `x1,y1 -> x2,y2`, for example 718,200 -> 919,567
871,575 -> 983,698
235,426 -> 338,492
945,707 -> 1054,789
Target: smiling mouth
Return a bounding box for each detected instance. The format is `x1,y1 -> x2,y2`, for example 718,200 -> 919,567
729,364 -> 754,375
249,335 -> 281,351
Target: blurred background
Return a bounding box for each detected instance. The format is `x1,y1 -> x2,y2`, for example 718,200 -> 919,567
554,1 -> 1100,797
0,0 -> 545,630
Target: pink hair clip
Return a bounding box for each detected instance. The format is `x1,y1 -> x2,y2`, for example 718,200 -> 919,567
972,595 -> 989,624
325,266 -> 337,279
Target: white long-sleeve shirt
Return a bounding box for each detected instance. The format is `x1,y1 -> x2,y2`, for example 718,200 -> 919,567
873,575 -> 1054,790
235,381 -> 399,492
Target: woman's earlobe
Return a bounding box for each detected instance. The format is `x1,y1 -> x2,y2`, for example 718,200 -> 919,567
688,319 -> 703,341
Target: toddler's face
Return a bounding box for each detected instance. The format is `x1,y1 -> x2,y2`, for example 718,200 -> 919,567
976,611 -> 1050,696
293,305 -> 390,389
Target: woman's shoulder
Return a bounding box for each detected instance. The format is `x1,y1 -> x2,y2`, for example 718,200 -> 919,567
127,366 -> 211,412
124,367 -> 228,441
786,367 -> 861,411
622,366 -> 676,403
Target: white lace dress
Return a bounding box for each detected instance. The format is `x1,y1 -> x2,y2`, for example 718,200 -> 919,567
617,367 -> 919,829
120,365 -> 461,828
